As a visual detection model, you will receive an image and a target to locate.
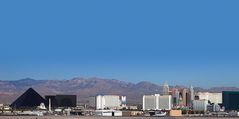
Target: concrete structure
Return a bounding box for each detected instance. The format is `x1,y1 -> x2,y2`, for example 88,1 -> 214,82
95,110 -> 122,116
45,95 -> 77,108
159,95 -> 172,110
223,91 -> 239,110
96,95 -> 126,110
172,88 -> 180,107
127,106 -> 138,110
163,82 -> 169,95
190,85 -> 194,103
143,94 -> 158,110
143,94 -> 171,110
179,88 -> 190,107
197,92 -> 222,104
88,96 -> 96,108
192,99 -> 208,111
120,96 -> 127,108
228,111 -> 239,117
122,111 -> 143,116
169,110 -> 182,116
207,103 -> 221,112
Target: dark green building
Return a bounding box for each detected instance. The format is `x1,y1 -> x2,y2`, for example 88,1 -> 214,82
222,91 -> 239,110
45,95 -> 76,108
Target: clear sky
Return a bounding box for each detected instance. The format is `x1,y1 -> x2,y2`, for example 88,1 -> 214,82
0,0 -> 239,88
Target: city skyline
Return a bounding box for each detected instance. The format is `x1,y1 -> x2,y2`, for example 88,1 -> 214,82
1,1 -> 239,88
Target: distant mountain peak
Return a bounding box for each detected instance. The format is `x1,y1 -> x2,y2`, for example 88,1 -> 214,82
18,78 -> 35,81
0,77 -> 239,105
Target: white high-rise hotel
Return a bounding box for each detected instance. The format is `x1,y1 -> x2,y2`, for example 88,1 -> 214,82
95,95 -> 126,110
143,94 -> 171,110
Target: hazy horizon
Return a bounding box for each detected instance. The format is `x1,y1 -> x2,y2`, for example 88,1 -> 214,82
1,1 -> 239,88
0,76 -> 238,89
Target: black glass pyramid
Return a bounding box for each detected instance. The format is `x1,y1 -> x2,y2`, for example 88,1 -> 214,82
11,88 -> 46,109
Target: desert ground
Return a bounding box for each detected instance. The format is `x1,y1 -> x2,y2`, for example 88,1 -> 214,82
0,116 -> 238,119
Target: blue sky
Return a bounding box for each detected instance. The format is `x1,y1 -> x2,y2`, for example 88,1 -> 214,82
0,0 -> 239,88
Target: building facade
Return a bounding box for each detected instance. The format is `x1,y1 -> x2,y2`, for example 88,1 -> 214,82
95,95 -> 126,110
190,85 -> 194,103
179,88 -> 190,107
163,82 -> 169,95
197,92 -> 222,104
159,95 -> 172,110
143,94 -> 171,110
172,88 -> 180,107
223,91 -> 239,110
143,94 -> 158,110
192,100 -> 208,111
45,95 -> 77,108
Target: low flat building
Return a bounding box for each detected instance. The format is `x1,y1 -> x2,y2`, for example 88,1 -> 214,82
127,106 -> 138,110
95,110 -> 122,116
169,110 -> 182,116
122,111 -> 143,116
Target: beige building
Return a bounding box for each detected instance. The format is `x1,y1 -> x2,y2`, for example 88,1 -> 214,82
180,88 -> 189,106
170,110 -> 182,116
197,92 -> 222,104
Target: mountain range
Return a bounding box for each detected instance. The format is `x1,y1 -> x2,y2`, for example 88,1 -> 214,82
1,77 -> 239,105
